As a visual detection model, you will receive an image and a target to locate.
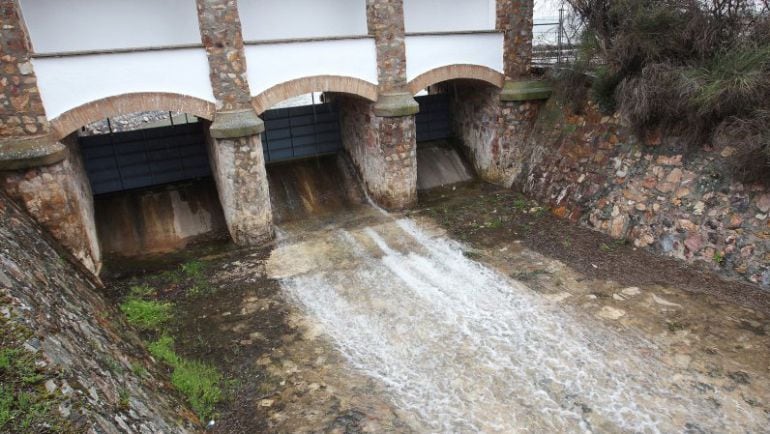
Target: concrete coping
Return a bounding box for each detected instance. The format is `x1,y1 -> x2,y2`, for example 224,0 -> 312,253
0,134 -> 67,171
500,79 -> 554,102
210,109 -> 265,139
373,92 -> 420,117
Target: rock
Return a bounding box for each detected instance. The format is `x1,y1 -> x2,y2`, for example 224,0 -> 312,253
597,306 -> 626,320
727,214 -> 743,230
656,155 -> 683,166
651,294 -> 682,309
609,214 -> 629,238
693,201 -> 705,216
58,403 -> 71,418
45,379 -> 58,394
684,235 -> 702,254
621,287 -> 642,297
666,168 -> 683,184
659,234 -> 677,253
756,193 -> 770,213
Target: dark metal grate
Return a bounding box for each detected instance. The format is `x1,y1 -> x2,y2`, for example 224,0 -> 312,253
415,93 -> 452,142
261,102 -> 343,164
79,122 -> 210,195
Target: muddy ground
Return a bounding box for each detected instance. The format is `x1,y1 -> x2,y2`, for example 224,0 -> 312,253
105,181 -> 770,433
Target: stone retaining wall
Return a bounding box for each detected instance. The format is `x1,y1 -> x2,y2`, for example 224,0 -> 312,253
0,136 -> 101,274
0,190 -> 197,432
513,98 -> 770,288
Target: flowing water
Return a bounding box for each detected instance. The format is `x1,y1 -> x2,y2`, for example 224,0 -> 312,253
258,150 -> 769,433
266,210 -> 767,433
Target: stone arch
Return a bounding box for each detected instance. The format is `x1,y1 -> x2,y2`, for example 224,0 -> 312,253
407,65 -> 505,96
252,75 -> 379,115
50,92 -> 216,140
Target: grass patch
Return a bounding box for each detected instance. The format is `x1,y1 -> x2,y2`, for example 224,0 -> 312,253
119,299 -> 173,332
149,336 -> 222,422
129,284 -> 156,299
513,198 -> 529,211
177,260 -> 214,298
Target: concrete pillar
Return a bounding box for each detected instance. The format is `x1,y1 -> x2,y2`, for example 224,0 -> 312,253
196,0 -> 273,244
0,0 -> 100,274
354,0 -> 418,210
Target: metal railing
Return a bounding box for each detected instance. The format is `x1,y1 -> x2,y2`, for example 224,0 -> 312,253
532,7 -> 579,67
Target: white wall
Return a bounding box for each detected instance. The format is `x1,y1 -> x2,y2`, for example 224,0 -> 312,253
245,39 -> 378,97
239,0 -> 368,41
32,49 -> 215,119
19,0 -> 200,53
404,0 -> 496,33
405,33 -> 504,81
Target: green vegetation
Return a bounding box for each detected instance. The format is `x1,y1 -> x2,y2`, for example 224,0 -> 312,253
129,284 -> 156,299
513,198 -> 528,211
149,336 -> 222,422
120,299 -> 173,331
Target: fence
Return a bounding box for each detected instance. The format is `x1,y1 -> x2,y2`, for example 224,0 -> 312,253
532,7 -> 578,67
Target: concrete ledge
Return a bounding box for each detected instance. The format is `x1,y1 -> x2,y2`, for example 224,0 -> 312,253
210,109 -> 265,139
373,92 -> 420,117
500,80 -> 553,102
0,135 -> 67,171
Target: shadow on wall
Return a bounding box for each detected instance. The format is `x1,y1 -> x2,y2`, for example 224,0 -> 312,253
95,179 -> 228,258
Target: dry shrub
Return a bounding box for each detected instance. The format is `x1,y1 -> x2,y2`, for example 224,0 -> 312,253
565,0 -> 770,180
717,111 -> 770,185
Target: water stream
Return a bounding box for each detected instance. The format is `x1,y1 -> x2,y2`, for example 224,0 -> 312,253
267,211 -> 766,433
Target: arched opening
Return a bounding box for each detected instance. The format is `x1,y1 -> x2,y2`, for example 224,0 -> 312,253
408,66 -> 504,192
60,97 -> 229,264
255,82 -> 374,224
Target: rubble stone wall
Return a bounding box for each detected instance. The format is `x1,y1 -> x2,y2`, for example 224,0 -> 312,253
336,94 -> 417,209
496,0 -> 534,79
449,82 -> 541,187
0,136 -> 101,274
205,126 -> 273,244
0,0 -> 49,138
514,98 -> 770,289
0,190 -> 198,432
366,0 -> 409,92
196,0 -> 252,110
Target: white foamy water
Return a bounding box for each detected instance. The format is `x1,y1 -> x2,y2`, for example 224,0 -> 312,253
270,216 -> 765,433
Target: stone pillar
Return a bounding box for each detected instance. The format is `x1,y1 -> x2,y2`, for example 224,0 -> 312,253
196,0 -> 273,244
357,0 -> 418,209
438,0 -> 549,187
0,0 -> 100,274
497,0 -> 534,81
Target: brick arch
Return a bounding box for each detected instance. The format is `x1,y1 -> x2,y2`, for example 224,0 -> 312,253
50,93 -> 216,140
252,75 -> 379,115
408,65 -> 505,95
